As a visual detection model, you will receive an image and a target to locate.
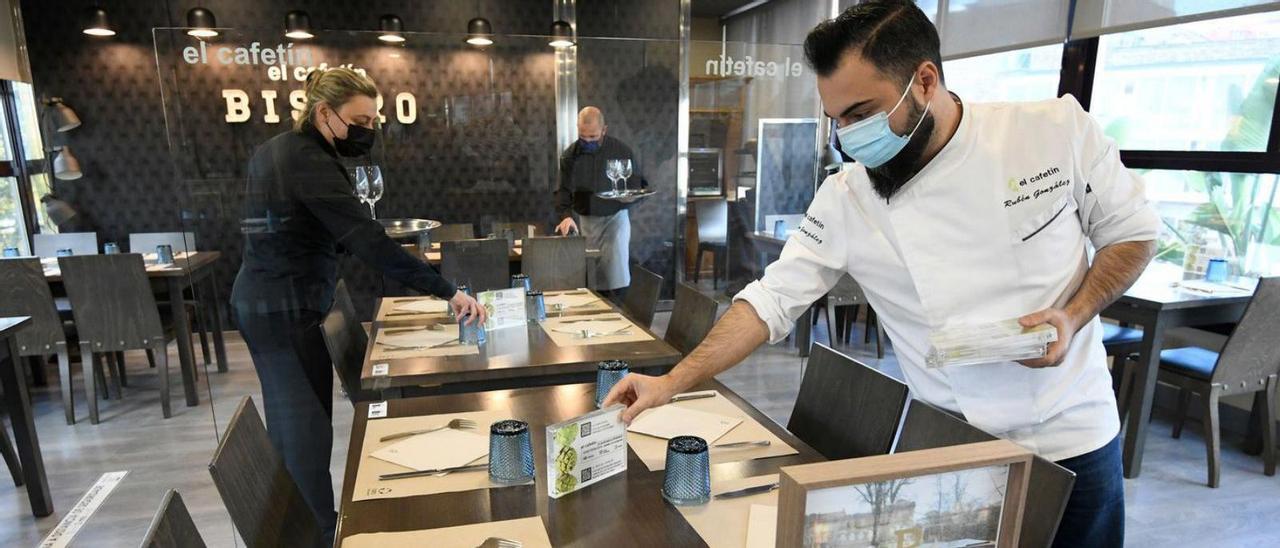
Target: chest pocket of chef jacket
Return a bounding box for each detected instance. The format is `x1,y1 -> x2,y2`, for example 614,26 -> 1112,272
1011,192 -> 1081,276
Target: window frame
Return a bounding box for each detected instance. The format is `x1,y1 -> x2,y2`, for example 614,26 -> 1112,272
0,80 -> 43,248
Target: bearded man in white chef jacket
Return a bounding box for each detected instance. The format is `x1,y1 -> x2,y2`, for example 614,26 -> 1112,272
605,2 -> 1157,546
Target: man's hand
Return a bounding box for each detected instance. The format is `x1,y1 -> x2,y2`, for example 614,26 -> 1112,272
449,290 -> 487,325
602,373 -> 682,423
1016,308 -> 1078,368
555,217 -> 579,236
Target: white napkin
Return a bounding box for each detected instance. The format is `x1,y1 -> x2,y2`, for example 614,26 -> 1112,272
378,326 -> 457,348
627,405 -> 742,442
368,428 -> 488,472
746,505 -> 778,548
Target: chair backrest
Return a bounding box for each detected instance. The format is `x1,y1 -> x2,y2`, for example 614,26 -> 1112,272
209,397 -> 323,548
664,281 -> 718,355
140,489 -> 207,548
894,399 -> 1076,548
430,223 -> 476,244
129,232 -> 197,254
32,232 -> 98,257
522,236 -> 586,291
0,258 -> 66,355
826,274 -> 866,306
788,344 -> 909,459
694,199 -> 728,244
491,221 -> 542,239
1213,276 -> 1280,387
441,238 -> 509,293
58,254 -> 164,352
622,265 -> 663,327
321,280 -> 374,404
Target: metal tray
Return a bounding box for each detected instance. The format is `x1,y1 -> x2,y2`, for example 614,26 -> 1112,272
595,189 -> 656,204
378,218 -> 442,240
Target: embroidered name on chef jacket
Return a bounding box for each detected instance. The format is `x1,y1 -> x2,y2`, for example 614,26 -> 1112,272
1004,165 -> 1069,208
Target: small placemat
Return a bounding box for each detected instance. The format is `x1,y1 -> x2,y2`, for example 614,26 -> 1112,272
676,474 -> 779,548
343,516 -> 553,548
353,409 -> 518,501
543,289 -> 613,314
369,325 -> 478,360
376,297 -> 451,322
627,391 -> 797,471
540,314 -> 653,347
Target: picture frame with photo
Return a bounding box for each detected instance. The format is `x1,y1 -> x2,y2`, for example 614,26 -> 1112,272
777,439 -> 1032,548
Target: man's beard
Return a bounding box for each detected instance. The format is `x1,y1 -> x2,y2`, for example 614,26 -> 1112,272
867,98 -> 934,201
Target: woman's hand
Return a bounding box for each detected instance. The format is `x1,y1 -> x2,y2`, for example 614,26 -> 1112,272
449,291 -> 487,325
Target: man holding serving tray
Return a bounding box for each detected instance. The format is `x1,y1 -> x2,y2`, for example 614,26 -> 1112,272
605,2 -> 1158,547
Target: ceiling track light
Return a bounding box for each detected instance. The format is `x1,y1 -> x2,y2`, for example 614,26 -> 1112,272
186,7 -> 218,38
379,14 -> 405,43
285,10 -> 313,40
466,17 -> 493,46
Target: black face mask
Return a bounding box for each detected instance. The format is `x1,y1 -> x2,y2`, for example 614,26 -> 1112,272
325,111 -> 376,157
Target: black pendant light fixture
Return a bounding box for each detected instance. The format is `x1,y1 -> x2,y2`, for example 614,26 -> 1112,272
466,17 -> 493,46
378,14 -> 405,43
82,6 -> 116,37
186,7 -> 218,38
549,20 -> 573,48
285,10 -> 313,40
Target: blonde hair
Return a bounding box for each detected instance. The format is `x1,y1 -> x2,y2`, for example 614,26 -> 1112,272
294,67 -> 379,131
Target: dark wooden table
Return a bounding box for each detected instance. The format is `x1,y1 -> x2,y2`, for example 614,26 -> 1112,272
361,291 -> 682,397
45,251 -> 228,407
1103,263 -> 1255,478
744,231 -> 814,358
336,380 -> 822,546
0,316 -> 52,517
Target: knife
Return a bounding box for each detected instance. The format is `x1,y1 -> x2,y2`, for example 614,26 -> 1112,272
714,440 -> 771,449
713,482 -> 779,500
379,463 -> 489,480
669,391 -> 716,403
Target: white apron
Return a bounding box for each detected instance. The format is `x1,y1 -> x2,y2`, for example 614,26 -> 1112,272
579,209 -> 631,290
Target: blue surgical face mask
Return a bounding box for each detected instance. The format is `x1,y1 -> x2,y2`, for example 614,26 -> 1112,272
579,138 -> 601,153
834,74 -> 930,169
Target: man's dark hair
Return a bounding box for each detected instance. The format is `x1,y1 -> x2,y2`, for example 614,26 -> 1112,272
804,0 -> 944,85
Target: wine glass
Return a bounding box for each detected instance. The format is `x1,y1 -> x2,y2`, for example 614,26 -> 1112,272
354,166 -> 371,211
619,159 -> 633,192
367,165 -> 384,219
605,159 -> 622,194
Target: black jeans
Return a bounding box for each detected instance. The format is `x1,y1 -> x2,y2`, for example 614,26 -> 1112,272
1052,435 -> 1125,547
235,307 -> 336,543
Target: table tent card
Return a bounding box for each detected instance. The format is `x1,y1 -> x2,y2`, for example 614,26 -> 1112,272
546,404 -> 628,499
479,288 -> 527,331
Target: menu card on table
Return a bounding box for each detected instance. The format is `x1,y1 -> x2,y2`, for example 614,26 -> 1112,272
353,409 -> 511,501
543,289 -> 613,314
343,516 -> 553,548
540,314 -> 653,347
626,391 -> 799,471
675,474 -> 780,548
369,324 -> 478,360
546,404 -> 628,499
479,288 -> 527,330
368,427 -> 489,472
377,296 -> 450,321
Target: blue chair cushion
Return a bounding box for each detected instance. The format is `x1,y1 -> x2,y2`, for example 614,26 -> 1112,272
1160,346 -> 1219,380
1102,323 -> 1144,345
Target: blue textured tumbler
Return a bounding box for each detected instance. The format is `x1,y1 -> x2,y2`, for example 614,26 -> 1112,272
55,248 -> 74,257
1205,258 -> 1229,283
662,436 -> 711,506
2,247 -> 18,257
595,360 -> 630,408
458,312 -> 487,345
103,242 -> 120,254
155,244 -> 175,265
526,290 -> 546,322
489,420 -> 535,485
511,274 -> 532,292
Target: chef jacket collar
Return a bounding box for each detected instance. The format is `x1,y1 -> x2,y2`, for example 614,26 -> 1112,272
885,92 -> 969,204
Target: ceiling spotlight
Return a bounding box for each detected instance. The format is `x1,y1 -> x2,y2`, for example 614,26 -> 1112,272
186,7 -> 218,38
285,10 -> 313,40
378,14 -> 405,43
549,20 -> 573,48
82,6 -> 116,37
466,17 -> 493,46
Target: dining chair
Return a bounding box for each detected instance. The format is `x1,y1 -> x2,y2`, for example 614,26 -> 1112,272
788,344 -> 908,459
209,397 -> 324,548
0,409 -> 20,486
429,223 -> 476,244
894,398 -> 1077,548
58,254 -> 175,423
692,199 -> 728,288
490,221 -> 542,239
622,265 -> 663,328
664,281 -> 719,355
822,275 -> 886,358
1101,322 -> 1144,418
522,236 -> 586,291
141,489 -> 207,548
321,281 -> 377,404
441,238 -> 509,293
129,232 -> 198,254
0,258 -> 77,424
1159,276 -> 1279,487
32,232 -> 98,257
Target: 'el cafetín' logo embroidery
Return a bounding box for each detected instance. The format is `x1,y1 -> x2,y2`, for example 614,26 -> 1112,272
1004,166 -> 1068,208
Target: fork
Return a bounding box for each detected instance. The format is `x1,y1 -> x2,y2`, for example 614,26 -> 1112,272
477,538 -> 522,548
379,418 -> 477,442
558,315 -> 622,324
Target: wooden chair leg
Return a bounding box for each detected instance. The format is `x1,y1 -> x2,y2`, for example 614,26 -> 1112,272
1115,357 -> 1134,422
146,348 -> 156,368
1202,385 -> 1222,488
693,248 -> 704,283
82,343 -> 100,424
0,422 -> 22,486
155,343 -> 172,419
1172,387 -> 1192,439
104,352 -> 122,398
92,353 -> 109,400
865,307 -> 877,344
1264,376 -> 1277,477
113,351 -> 128,388
26,356 -> 48,387
875,322 -> 886,359
195,304 -> 212,366
56,348 -> 75,425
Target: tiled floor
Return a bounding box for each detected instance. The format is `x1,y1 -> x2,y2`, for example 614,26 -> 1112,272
1,309 -> 1277,546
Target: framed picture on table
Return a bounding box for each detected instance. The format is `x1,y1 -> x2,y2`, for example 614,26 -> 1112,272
777,439 -> 1032,548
